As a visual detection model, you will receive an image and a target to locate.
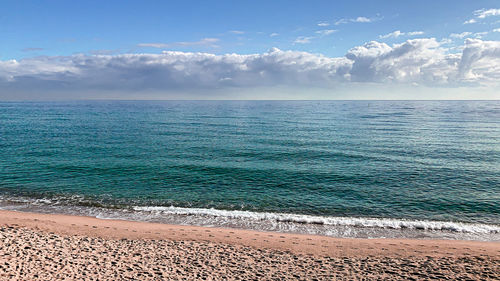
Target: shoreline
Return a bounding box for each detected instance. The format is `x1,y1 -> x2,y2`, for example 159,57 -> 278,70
1,209 -> 499,257
2,200 -> 499,241
1,210 -> 499,279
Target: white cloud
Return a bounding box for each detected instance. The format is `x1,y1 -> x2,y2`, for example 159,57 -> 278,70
380,31 -> 425,39
334,19 -> 349,25
450,32 -> 473,39
294,29 -> 337,45
494,28 -> 500,32
345,38 -> 457,84
407,31 -> 424,36
0,48 -> 351,93
315,29 -> 337,36
295,29 -> 337,44
138,38 -> 219,48
474,31 -> 488,39
440,38 -> 453,45
335,16 -> 375,25
317,22 -> 330,27
475,8 -> 500,19
229,30 -> 245,35
353,17 -> 371,23
380,30 -> 404,39
464,8 -> 500,24
269,33 -> 279,37
2,38 -> 500,98
294,36 -> 314,44
458,38 -> 500,82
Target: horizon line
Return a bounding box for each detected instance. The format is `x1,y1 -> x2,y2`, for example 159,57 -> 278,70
1,99 -> 499,102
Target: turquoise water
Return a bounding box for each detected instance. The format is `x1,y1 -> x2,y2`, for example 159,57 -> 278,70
0,101 -> 499,240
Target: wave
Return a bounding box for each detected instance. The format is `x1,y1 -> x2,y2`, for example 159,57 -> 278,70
133,206 -> 500,234
2,195 -> 499,240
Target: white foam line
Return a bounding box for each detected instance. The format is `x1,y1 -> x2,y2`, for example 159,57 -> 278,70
133,206 -> 500,234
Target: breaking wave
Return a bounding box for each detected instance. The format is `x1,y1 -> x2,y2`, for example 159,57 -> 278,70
133,206 -> 500,234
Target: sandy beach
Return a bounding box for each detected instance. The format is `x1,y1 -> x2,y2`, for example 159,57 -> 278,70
0,210 -> 498,280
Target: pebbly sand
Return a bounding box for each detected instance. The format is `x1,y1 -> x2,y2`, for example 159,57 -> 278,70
0,210 -> 499,280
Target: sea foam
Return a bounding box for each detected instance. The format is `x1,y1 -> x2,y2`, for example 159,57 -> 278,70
133,206 -> 500,234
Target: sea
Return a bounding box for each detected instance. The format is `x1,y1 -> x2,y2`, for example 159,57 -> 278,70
0,100 -> 499,241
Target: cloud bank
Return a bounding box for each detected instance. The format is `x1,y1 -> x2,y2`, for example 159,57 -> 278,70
1,38 -> 500,99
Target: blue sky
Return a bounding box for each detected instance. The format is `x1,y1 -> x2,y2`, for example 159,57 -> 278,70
1,0 -> 500,99
3,0 -> 499,59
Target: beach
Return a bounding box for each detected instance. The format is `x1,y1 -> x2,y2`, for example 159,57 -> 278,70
1,210 -> 499,280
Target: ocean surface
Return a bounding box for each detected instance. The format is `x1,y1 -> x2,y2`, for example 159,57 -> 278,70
0,100 -> 499,241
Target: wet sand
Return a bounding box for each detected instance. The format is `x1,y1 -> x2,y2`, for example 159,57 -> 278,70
0,210 -> 499,280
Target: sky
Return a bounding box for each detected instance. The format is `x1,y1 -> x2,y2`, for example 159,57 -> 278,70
1,0 -> 500,100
